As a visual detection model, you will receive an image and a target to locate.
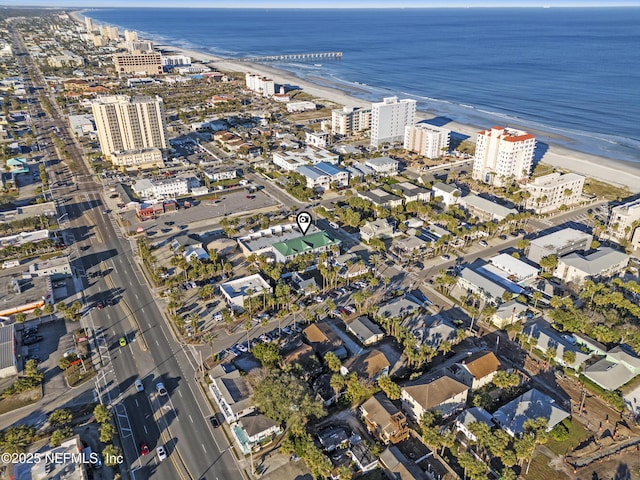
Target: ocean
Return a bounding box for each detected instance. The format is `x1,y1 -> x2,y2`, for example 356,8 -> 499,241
85,7 -> 640,164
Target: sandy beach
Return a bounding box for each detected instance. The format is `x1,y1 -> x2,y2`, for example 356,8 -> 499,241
73,11 -> 640,193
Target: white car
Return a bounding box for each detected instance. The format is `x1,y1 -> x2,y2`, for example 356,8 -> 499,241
156,446 -> 167,461
135,380 -> 144,392
156,382 -> 167,396
479,240 -> 488,247
328,221 -> 339,229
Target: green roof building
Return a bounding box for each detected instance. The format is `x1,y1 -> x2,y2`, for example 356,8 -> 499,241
272,231 -> 341,262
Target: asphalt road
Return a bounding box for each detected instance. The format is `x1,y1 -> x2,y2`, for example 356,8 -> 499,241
10,23 -> 244,480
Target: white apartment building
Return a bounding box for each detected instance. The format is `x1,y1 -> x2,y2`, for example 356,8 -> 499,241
523,172 -> 585,213
245,73 -> 275,97
472,126 -> 536,186
608,199 -> 640,240
304,131 -> 330,148
287,101 -> 317,113
114,52 -> 163,75
85,17 -> 94,33
132,176 -> 198,199
161,55 -> 191,67
404,124 -> 450,159
272,146 -> 339,172
111,148 -> 164,170
370,97 -> 416,146
331,106 -> 372,135
92,95 -> 168,159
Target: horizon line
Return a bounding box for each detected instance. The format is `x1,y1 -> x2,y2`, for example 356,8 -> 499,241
9,4 -> 640,9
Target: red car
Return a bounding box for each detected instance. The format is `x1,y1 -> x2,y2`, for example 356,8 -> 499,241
140,443 -> 149,455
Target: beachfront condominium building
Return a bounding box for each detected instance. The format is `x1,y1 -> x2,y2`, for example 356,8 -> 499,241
161,55 -> 191,68
99,25 -> 119,41
92,95 -> 168,162
472,126 -> 536,187
370,97 -> 416,146
124,30 -> 138,43
332,106 -> 372,136
127,40 -> 154,54
523,172 -> 585,214
245,73 -> 275,97
114,52 -> 163,75
85,17 -> 94,33
403,124 -> 451,159
608,199 -> 640,240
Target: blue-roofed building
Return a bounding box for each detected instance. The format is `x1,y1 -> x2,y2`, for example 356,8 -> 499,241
296,161 -> 349,191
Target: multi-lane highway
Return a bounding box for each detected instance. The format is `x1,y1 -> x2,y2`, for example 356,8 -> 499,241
9,21 -> 243,480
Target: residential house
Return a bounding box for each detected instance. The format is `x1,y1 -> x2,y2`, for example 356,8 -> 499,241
356,189 -> 403,209
317,426 -> 350,452
403,314 -> 457,350
493,388 -> 570,437
554,247 -> 629,286
449,351 -> 501,390
360,218 -> 396,242
347,317 -> 385,346
432,182 -> 460,206
584,345 -> 640,391
348,442 -> 379,473
364,156 -> 400,176
231,413 -> 282,455
456,407 -> 494,443
281,342 -> 320,373
208,365 -> 255,423
491,300 -> 528,329
488,253 -> 539,285
360,392 -> 410,445
379,446 -> 430,480
391,182 -> 432,203
296,162 -> 349,191
376,297 -> 422,321
303,322 -> 348,359
341,349 -> 391,381
457,265 -> 519,305
401,375 -> 469,420
524,320 -> 591,369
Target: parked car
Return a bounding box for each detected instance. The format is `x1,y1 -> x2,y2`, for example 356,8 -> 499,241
235,343 -> 248,353
156,382 -> 167,396
282,326 -> 294,335
119,337 -> 127,347
135,380 -> 144,392
478,240 -> 488,247
23,335 -> 43,345
140,443 -> 149,455
209,416 -> 220,428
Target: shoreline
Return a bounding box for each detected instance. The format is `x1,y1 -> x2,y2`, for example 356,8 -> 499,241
72,10 -> 640,193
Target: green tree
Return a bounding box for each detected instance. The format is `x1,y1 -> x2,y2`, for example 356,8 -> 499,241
492,370 -> 520,389
323,352 -> 342,373
102,445 -> 122,467
378,375 -> 401,400
0,425 -> 36,453
14,312 -> 26,323
48,408 -> 73,428
562,349 -> 576,365
24,359 -> 43,383
93,404 -> 112,424
99,423 -> 117,443
251,371 -> 325,427
50,427 -> 74,447
253,342 -> 281,367
539,254 -> 558,273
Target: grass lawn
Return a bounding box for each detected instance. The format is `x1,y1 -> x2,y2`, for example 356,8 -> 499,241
0,388 -> 42,415
65,363 -> 96,387
547,418 -> 590,456
521,452 -> 571,480
584,177 -> 629,200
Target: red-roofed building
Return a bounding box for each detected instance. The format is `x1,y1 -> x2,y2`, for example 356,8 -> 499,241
472,126 -> 536,187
